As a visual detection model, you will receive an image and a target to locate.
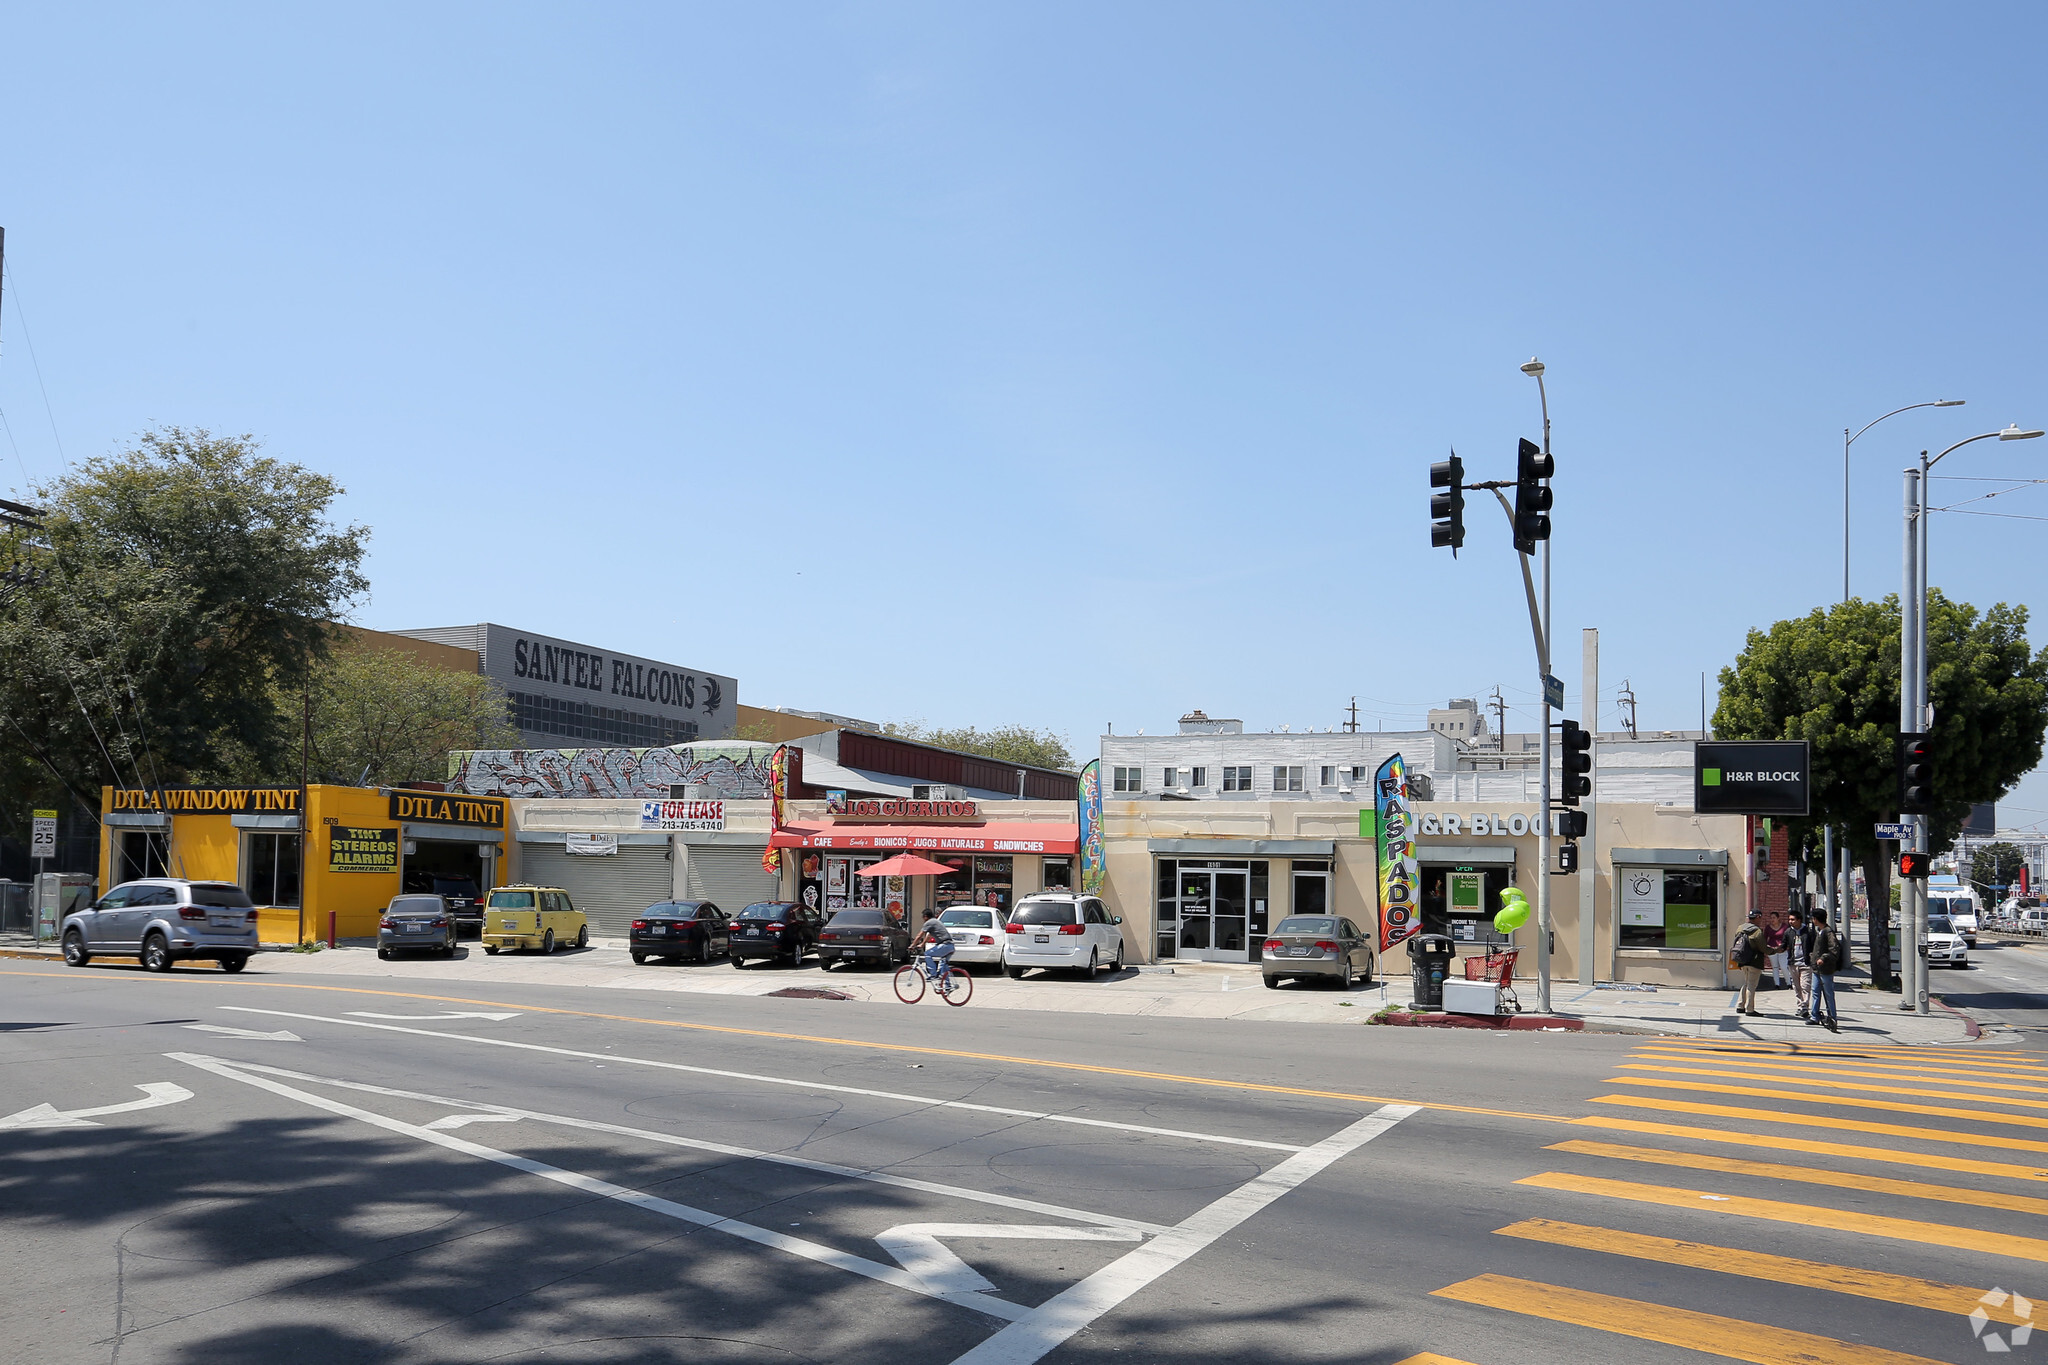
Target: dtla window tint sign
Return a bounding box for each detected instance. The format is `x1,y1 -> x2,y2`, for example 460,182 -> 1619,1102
1695,741 -> 1811,817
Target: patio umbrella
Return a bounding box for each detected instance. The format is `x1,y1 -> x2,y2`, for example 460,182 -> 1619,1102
855,852 -> 956,879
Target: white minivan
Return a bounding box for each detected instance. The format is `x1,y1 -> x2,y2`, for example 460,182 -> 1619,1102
1002,892 -> 1127,979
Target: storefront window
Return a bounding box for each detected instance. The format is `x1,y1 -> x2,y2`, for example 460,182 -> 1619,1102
243,833 -> 302,908
1292,859 -> 1330,917
1157,859 -> 1267,957
936,856 -> 1014,913
1042,856 -> 1073,890
117,831 -> 170,884
1421,862 -> 1512,946
1620,867 -> 1720,949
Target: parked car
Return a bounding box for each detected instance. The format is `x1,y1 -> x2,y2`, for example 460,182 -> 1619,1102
480,885 -> 588,955
2021,908 -> 2048,935
431,876 -> 484,932
926,905 -> 1004,971
1260,915 -> 1375,989
729,901 -> 819,967
631,901 -> 730,964
378,894 -> 457,959
817,909 -> 912,969
61,878 -> 260,974
1925,913 -> 1970,969
1002,892 -> 1125,979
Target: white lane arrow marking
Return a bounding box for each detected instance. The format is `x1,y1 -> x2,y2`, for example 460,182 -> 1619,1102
185,1024 -> 302,1041
0,1082 -> 195,1130
877,1223 -> 1143,1296
344,1012 -> 522,1021
422,1113 -> 523,1131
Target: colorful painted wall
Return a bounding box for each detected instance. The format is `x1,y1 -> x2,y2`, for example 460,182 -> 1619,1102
449,742 -> 776,800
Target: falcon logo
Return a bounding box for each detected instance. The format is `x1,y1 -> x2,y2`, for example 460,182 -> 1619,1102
702,677 -> 724,715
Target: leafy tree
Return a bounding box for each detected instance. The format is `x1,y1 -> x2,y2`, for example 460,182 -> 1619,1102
1715,593 -> 2048,986
1970,841 -> 2026,898
883,720 -> 1075,772
0,429 -> 368,837
205,640 -> 522,788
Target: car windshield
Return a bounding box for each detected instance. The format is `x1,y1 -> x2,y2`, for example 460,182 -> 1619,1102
434,878 -> 478,895
738,903 -> 792,920
939,909 -> 994,928
829,911 -> 886,928
389,896 -> 443,914
1928,915 -> 1954,934
1275,917 -> 1338,935
191,884 -> 255,910
489,891 -> 536,909
1012,901 -> 1077,926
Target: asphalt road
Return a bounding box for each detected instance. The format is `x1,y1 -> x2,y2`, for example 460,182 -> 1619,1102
4,957 -> 2045,1365
1933,932 -> 2048,1035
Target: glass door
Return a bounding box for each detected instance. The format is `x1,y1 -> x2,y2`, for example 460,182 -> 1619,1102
1212,870 -> 1249,956
1177,870 -> 1212,953
1175,868 -> 1252,962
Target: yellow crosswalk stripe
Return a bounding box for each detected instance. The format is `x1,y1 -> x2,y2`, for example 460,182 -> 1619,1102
1574,1113 -> 2048,1182
1392,1356 -> 1482,1365
1619,1062 -> 2048,1110
1517,1170 -> 2048,1263
1634,1045 -> 2048,1081
1626,1056 -> 2048,1096
1547,1138 -> 2048,1217
1495,1217 -> 2034,1326
1639,1039 -> 2048,1066
1432,1273 -> 1951,1365
1590,1093 -> 2048,1155
1609,1075 -> 2048,1131
1637,1043 -> 2048,1076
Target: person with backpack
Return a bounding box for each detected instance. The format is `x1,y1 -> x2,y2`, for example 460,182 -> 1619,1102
1809,913 -> 1843,1032
1731,908 -> 1767,1016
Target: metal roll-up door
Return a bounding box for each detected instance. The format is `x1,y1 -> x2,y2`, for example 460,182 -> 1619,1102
687,845 -> 779,912
520,843 -> 673,940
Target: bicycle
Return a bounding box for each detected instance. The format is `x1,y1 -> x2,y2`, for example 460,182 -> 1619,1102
894,953 -> 974,1006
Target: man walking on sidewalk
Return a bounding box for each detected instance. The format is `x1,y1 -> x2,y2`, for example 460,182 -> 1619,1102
1809,913 -> 1843,1032
1732,909 -> 1767,1016
1788,906 -> 1814,1021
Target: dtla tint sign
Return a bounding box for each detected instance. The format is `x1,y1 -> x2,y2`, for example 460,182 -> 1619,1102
109,788 -> 300,813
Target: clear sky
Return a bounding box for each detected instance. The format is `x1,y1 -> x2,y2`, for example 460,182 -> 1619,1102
5,4 -> 2047,821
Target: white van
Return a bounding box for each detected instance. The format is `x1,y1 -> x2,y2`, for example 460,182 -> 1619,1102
1930,894 -> 1979,946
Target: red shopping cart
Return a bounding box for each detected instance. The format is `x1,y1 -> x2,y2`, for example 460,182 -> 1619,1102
1462,947 -> 1521,1014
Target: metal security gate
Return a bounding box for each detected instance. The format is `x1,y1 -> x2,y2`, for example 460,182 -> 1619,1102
519,843 -> 673,940
686,845 -> 779,913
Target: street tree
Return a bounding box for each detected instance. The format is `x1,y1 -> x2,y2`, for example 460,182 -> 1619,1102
884,720 -> 1075,772
0,429 -> 368,838
1714,592 -> 2048,986
1969,841 -> 2026,900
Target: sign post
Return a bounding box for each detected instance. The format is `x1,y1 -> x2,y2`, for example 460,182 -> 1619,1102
30,809 -> 57,939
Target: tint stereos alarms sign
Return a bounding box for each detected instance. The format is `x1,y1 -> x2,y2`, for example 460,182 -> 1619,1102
1694,741 -> 1811,817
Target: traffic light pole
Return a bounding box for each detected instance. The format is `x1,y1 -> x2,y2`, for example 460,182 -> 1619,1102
1900,466 -> 1924,1014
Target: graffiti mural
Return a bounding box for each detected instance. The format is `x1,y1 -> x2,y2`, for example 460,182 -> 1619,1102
449,742 -> 776,800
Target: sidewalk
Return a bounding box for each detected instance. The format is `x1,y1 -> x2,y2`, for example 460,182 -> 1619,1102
2,932 -> 1992,1044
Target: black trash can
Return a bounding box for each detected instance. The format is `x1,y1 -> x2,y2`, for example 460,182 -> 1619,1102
1407,934 -> 1454,1010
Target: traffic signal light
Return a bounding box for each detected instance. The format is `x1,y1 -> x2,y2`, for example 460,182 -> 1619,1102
1512,437 -> 1553,554
1558,842 -> 1580,873
1430,451 -> 1466,555
1898,732 -> 1935,814
1558,718 -> 1592,804
1898,850 -> 1932,879
1556,809 -> 1588,839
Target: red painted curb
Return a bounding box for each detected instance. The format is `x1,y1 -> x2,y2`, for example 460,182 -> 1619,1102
1930,995 -> 1983,1039
1371,1011 -> 1584,1031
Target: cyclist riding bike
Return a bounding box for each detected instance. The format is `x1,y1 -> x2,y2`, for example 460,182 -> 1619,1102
916,913 -> 956,980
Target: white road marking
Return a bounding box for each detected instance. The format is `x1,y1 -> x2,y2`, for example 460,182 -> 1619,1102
216,1006 -> 1307,1152
878,1223 -> 1142,1295
947,1103 -> 1419,1365
346,1011 -> 521,1021
0,1082 -> 196,1131
202,1059 -> 1169,1234
183,1024 -> 302,1041
421,1113 -> 522,1131
166,1052 -> 1031,1322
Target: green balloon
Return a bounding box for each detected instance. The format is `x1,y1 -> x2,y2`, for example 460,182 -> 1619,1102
1494,903 -> 1532,934
1500,888 -> 1529,909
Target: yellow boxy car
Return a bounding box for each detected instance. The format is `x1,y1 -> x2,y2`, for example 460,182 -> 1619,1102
480,885 -> 589,955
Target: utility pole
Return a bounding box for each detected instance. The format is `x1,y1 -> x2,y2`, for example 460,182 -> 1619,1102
1345,698 -> 1360,734
1489,688 -> 1507,752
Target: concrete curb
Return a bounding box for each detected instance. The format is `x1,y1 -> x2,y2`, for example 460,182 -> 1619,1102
1369,1010 -> 1585,1032
1930,994 -> 1984,1040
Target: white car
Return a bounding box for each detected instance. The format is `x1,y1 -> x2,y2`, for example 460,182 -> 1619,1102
929,905 -> 1005,970
1925,914 -> 1970,969
1002,892 -> 1127,979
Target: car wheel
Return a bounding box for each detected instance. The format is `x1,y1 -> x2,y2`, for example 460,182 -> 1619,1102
62,931 -> 91,967
541,929 -> 555,955
1336,962 -> 1354,990
220,953 -> 250,975
575,925 -> 589,949
378,947 -> 393,961
1084,948 -> 1100,980
484,944 -> 499,955
1005,965 -> 1025,980
1114,942 -> 1125,972
142,933 -> 173,973
819,957 -> 834,972
631,952 -> 647,965
732,954 -> 746,969
1263,974 -> 1281,990
1360,956 -> 1375,986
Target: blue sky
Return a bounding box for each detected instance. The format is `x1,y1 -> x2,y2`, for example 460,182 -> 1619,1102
5,4 -> 2048,823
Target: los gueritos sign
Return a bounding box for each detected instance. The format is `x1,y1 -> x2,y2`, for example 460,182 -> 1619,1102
388,793 -> 506,829
827,798 -> 980,821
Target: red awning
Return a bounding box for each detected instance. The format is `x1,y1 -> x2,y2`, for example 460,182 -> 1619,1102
768,822 -> 1078,854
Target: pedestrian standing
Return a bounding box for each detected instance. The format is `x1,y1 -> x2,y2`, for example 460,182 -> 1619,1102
1764,913 -> 1790,989
1809,913 -> 1843,1032
1731,909 -> 1767,1016
1788,907 -> 1813,1021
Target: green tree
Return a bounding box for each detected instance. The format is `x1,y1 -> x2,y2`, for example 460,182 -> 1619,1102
1714,593 -> 2048,986
883,720 -> 1075,772
1970,841 -> 2026,898
0,429 -> 368,838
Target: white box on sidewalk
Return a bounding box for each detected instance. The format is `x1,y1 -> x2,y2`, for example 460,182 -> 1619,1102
1442,980 -> 1500,1015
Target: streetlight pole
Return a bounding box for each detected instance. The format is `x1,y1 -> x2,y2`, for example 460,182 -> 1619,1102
1522,358 -> 1554,1016
1903,424 -> 2045,1015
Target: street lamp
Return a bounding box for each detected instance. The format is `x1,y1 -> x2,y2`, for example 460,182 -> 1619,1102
1846,401 -> 1964,603
1899,423 -> 2044,1015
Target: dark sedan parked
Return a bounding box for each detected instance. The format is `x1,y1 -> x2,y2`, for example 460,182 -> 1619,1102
816,909 -> 912,970
630,901 -> 730,964
378,895 -> 457,959
728,901 -> 820,968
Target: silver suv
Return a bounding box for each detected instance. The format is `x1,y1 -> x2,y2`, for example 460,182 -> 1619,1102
62,878 -> 261,974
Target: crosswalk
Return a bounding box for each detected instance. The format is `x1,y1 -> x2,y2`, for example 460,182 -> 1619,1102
1421,1034 -> 2048,1363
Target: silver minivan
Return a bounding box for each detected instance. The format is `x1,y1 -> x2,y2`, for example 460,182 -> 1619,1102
61,878 -> 261,973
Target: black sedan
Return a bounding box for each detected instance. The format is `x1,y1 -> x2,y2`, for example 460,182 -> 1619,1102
729,901 -> 820,968
630,901 -> 730,964
817,909 -> 912,970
